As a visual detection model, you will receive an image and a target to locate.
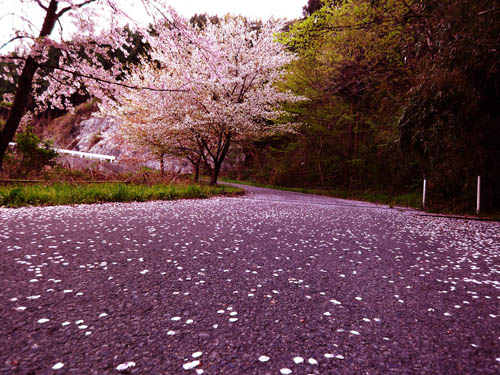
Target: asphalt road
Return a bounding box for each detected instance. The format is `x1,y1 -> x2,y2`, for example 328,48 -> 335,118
1,185 -> 500,374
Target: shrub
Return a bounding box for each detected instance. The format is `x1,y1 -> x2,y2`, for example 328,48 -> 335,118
15,127 -> 58,175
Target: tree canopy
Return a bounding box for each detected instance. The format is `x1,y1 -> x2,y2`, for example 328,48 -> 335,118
104,16 -> 305,185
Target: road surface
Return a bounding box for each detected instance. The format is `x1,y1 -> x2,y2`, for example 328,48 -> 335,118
1,185 -> 500,374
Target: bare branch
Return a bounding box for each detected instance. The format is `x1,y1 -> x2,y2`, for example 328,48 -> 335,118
399,0 -> 421,17
478,7 -> 500,15
57,0 -> 97,17
0,35 -> 34,51
56,17 -> 64,39
1,55 -> 187,93
0,13 -> 41,33
42,64 -> 187,93
33,0 -> 48,11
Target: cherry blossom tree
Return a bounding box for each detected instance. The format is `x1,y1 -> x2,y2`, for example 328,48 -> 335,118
0,0 -> 189,170
107,16 -> 305,185
118,110 -> 204,179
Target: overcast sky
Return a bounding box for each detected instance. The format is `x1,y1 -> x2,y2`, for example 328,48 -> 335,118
167,0 -> 305,20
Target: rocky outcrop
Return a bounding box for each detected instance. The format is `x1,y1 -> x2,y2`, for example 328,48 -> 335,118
52,114 -> 191,174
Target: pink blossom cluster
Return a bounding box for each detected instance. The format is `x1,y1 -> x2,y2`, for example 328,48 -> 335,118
103,15 -> 306,177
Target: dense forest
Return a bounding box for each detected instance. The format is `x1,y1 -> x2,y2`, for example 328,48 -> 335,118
1,0 -> 499,212
232,0 -> 499,212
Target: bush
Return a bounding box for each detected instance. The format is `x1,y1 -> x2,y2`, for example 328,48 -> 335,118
15,127 -> 58,175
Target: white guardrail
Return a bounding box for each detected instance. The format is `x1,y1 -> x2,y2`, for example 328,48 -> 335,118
8,142 -> 116,163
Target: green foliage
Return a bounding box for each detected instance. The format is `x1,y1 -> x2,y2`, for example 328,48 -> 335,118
0,183 -> 241,208
265,0 -> 414,191
15,127 -> 58,175
245,0 -> 500,211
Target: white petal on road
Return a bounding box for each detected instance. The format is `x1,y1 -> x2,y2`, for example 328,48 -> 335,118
52,362 -> 64,370
280,369 -> 292,375
308,358 -> 318,365
258,355 -> 270,362
192,352 -> 202,358
37,318 -> 50,323
293,357 -> 304,364
116,362 -> 136,371
183,360 -> 200,370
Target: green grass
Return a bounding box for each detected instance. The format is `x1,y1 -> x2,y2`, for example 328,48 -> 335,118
221,178 -> 422,208
0,183 -> 242,208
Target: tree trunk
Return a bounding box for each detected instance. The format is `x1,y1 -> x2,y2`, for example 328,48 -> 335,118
193,154 -> 201,183
237,145 -> 242,180
210,161 -> 222,185
318,161 -> 325,187
193,164 -> 200,183
250,144 -> 262,171
0,0 -> 59,170
316,135 -> 325,186
343,121 -> 353,189
209,134 -> 231,185
159,154 -> 165,176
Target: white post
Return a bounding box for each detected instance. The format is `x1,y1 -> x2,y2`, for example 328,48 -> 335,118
423,178 -> 427,208
477,176 -> 481,214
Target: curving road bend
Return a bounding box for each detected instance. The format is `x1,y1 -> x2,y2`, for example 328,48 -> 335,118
1,185 -> 500,374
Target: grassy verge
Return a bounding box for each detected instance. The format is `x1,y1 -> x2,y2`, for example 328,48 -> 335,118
0,183 -> 242,208
222,178 -> 500,220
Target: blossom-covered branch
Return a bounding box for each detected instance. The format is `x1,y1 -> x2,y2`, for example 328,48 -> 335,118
106,15 -> 307,184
